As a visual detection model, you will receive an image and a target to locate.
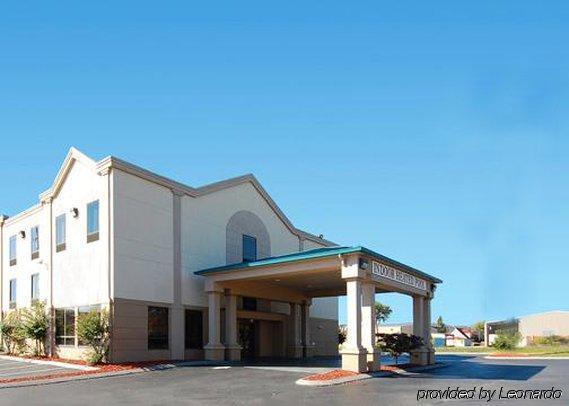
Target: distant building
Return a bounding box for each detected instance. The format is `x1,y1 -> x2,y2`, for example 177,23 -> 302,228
446,327 -> 473,347
485,311 -> 569,347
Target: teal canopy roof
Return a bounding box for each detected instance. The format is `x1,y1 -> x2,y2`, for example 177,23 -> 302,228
195,246 -> 442,283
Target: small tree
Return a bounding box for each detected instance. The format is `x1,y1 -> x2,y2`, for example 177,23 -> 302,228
0,311 -> 26,354
472,321 -> 486,342
375,302 -> 392,324
21,301 -> 49,356
76,309 -> 110,364
434,316 -> 446,333
377,333 -> 423,364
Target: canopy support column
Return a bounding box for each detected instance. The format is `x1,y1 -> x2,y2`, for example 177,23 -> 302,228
361,282 -> 380,371
225,290 -> 241,361
410,295 -> 429,365
302,299 -> 315,358
288,303 -> 303,358
204,285 -> 225,361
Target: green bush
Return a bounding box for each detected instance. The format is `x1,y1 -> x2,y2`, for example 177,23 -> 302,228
532,335 -> 569,346
493,332 -> 521,350
77,309 -> 110,364
0,311 -> 26,354
21,301 -> 49,356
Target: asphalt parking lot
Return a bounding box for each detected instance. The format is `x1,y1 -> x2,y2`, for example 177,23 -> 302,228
0,355 -> 567,405
0,358 -> 82,380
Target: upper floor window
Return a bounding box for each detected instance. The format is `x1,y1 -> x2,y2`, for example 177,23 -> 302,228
56,214 -> 66,252
9,279 -> 16,309
31,273 -> 40,301
242,234 -> 257,262
87,200 -> 99,242
9,235 -> 17,266
31,226 -> 40,260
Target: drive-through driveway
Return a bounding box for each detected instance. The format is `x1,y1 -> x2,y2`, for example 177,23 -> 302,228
0,355 -> 567,405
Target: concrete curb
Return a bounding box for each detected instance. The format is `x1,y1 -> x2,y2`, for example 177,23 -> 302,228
296,363 -> 449,387
0,355 -> 98,371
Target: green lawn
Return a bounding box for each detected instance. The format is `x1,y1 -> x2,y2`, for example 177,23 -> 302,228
436,345 -> 569,357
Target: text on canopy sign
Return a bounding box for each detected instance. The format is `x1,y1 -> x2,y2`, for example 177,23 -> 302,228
371,261 -> 427,291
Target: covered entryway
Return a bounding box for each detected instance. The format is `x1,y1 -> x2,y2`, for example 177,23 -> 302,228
195,246 -> 442,373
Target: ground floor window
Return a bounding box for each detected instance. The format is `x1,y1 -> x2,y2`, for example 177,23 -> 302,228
55,308 -> 76,346
55,305 -> 102,346
185,309 -> 203,349
148,306 -> 169,350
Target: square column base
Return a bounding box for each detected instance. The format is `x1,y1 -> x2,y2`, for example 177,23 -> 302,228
365,349 -> 381,372
225,346 -> 242,361
341,347 -> 368,373
287,345 -> 304,359
204,345 -> 225,361
410,347 -> 435,366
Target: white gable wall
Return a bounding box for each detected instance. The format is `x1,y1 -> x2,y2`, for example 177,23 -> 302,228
51,159 -> 108,308
1,206 -> 49,310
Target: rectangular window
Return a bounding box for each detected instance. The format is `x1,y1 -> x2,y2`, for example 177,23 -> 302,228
148,306 -> 169,350
31,226 -> 40,259
55,308 -> 76,346
87,200 -> 99,242
185,310 -> 204,349
9,279 -> 16,309
242,297 -> 257,311
9,235 -> 17,266
56,214 -> 66,252
242,234 -> 257,262
31,273 -> 40,301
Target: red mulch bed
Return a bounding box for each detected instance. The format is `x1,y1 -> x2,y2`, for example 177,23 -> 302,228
304,370 -> 360,381
303,364 -> 417,382
0,356 -> 175,385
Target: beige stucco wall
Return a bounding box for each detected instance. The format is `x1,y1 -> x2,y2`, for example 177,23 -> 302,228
310,317 -> 339,356
113,169 -> 174,304
519,311 -> 569,337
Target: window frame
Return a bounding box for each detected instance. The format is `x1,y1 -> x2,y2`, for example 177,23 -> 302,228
31,225 -> 40,260
86,200 -> 100,242
55,308 -> 76,346
148,306 -> 169,350
9,235 -> 17,266
55,214 -> 66,252
9,279 -> 16,309
242,234 -> 257,262
31,273 -> 40,302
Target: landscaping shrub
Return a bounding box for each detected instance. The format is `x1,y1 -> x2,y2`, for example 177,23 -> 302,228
532,335 -> 569,346
77,309 -> 110,364
21,301 -> 49,356
0,311 -> 26,354
493,332 -> 521,350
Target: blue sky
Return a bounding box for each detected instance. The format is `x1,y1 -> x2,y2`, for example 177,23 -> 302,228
1,1 -> 568,326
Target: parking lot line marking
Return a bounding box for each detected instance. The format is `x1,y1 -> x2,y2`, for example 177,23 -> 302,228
0,367 -> 67,377
0,364 -> 51,372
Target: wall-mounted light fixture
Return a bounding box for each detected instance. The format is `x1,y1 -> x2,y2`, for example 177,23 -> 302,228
70,207 -> 79,218
19,230 -> 26,239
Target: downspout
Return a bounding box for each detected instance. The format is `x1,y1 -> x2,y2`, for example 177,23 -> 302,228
106,168 -> 114,361
46,198 -> 55,356
0,215 -> 6,341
